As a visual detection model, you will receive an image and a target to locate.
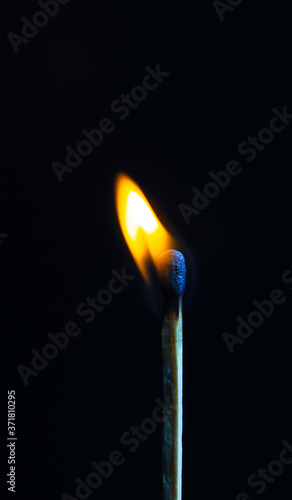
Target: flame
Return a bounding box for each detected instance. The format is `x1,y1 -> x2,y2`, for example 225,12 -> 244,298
115,173 -> 174,282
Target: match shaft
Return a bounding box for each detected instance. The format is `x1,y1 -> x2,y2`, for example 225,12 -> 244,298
161,296 -> 183,500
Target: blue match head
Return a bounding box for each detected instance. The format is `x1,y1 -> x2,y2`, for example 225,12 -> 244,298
158,249 -> 186,297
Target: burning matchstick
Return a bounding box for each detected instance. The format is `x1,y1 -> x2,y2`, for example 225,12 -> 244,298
158,249 -> 186,500
115,173 -> 186,500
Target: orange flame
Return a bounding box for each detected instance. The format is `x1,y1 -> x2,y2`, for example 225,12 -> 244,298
115,173 -> 174,282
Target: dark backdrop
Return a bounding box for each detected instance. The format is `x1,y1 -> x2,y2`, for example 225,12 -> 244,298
1,1 -> 292,499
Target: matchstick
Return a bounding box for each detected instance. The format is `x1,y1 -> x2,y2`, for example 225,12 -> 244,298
158,249 -> 186,500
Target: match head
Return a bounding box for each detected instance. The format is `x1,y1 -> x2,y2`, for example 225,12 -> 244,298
158,249 -> 186,297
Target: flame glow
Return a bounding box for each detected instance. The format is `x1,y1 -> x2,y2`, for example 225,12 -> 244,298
115,173 -> 174,281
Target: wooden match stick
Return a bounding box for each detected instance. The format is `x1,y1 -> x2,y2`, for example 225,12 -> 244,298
158,249 -> 186,500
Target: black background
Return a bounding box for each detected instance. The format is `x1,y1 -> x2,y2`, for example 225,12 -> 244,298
1,1 -> 292,499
